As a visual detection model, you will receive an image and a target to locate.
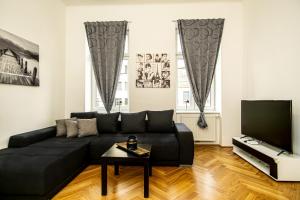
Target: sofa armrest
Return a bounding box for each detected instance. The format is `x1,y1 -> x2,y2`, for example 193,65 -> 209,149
175,123 -> 194,165
8,126 -> 56,148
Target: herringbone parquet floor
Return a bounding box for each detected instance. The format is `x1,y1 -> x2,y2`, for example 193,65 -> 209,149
53,145 -> 300,200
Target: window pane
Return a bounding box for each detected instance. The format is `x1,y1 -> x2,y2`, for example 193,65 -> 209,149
177,59 -> 185,68
115,98 -> 122,105
117,82 -> 122,90
121,59 -> 128,74
177,34 -> 182,54
205,92 -> 211,107
124,34 -> 129,55
95,90 -> 104,108
183,91 -> 190,101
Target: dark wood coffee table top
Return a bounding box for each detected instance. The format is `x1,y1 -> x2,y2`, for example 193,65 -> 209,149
101,144 -> 151,161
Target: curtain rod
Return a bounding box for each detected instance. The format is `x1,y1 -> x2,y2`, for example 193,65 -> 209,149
129,21 -> 177,22
131,20 -> 176,22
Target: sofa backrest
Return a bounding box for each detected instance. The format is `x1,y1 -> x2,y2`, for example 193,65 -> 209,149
70,110 -> 175,134
70,111 -> 97,119
8,126 -> 56,148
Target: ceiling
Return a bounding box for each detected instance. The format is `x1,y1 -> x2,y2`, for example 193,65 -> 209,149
62,0 -> 241,6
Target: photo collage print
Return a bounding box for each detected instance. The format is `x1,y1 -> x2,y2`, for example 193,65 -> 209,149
136,53 -> 170,88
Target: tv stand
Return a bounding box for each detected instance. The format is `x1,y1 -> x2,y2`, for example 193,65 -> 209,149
244,139 -> 255,143
232,136 -> 300,181
277,150 -> 285,156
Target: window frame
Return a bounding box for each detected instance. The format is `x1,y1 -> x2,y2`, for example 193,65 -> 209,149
89,31 -> 129,113
175,29 -> 217,113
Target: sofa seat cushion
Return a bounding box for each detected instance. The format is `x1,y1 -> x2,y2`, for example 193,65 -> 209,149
89,133 -> 130,161
136,133 -> 179,161
29,136 -> 94,148
89,133 -> 179,162
0,137 -> 91,196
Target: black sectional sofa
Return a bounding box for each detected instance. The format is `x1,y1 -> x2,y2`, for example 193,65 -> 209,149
0,111 -> 194,200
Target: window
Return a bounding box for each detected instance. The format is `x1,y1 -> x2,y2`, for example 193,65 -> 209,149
117,82 -> 122,91
176,31 -> 220,112
87,32 -> 129,112
183,91 -> 190,102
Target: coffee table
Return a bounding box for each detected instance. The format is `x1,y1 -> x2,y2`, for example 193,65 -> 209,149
99,144 -> 152,198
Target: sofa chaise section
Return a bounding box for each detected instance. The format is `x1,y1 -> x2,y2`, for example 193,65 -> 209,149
0,127 -> 91,200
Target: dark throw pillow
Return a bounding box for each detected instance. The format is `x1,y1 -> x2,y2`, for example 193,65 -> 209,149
70,112 -> 97,119
121,111 -> 147,133
96,112 -> 120,133
147,110 -> 174,133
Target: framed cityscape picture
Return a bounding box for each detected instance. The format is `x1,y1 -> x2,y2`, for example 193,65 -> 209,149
0,28 -> 39,86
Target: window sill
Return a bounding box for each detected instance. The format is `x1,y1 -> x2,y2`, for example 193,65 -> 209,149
176,110 -> 220,115
92,108 -> 129,113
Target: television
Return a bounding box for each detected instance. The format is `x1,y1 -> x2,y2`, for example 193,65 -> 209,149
241,100 -> 292,153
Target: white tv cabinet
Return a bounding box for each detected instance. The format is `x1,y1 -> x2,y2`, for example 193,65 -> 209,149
232,136 -> 300,181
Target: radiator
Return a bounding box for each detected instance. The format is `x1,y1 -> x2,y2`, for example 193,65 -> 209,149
176,113 -> 221,143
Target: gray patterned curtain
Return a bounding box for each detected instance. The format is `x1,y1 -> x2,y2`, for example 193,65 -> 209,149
84,21 -> 128,113
177,19 -> 224,128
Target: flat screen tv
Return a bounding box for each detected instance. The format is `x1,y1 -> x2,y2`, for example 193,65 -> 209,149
241,100 -> 292,153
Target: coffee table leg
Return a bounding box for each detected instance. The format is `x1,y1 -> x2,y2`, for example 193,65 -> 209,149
101,163 -> 107,195
144,161 -> 149,198
114,162 -> 119,175
149,162 -> 152,176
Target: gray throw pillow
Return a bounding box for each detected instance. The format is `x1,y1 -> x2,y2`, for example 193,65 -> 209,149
56,119 -> 67,136
55,118 -> 76,136
78,118 -> 98,137
65,119 -> 79,138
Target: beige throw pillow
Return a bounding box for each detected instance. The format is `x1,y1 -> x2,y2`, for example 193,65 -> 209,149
56,119 -> 67,136
77,118 -> 98,137
65,119 -> 79,138
55,118 -> 76,136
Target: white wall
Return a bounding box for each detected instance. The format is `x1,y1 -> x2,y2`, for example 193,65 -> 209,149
1,0 -> 298,151
243,0 -> 300,154
0,0 -> 66,148
65,1 -> 243,146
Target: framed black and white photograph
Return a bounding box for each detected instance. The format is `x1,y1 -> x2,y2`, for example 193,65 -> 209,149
162,70 -> 170,80
0,28 -> 39,86
154,53 -> 161,63
136,53 -> 170,88
162,61 -> 170,71
145,53 -> 153,63
136,53 -> 144,63
161,53 -> 168,63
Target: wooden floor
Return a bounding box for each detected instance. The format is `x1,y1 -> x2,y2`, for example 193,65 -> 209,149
53,145 -> 300,200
